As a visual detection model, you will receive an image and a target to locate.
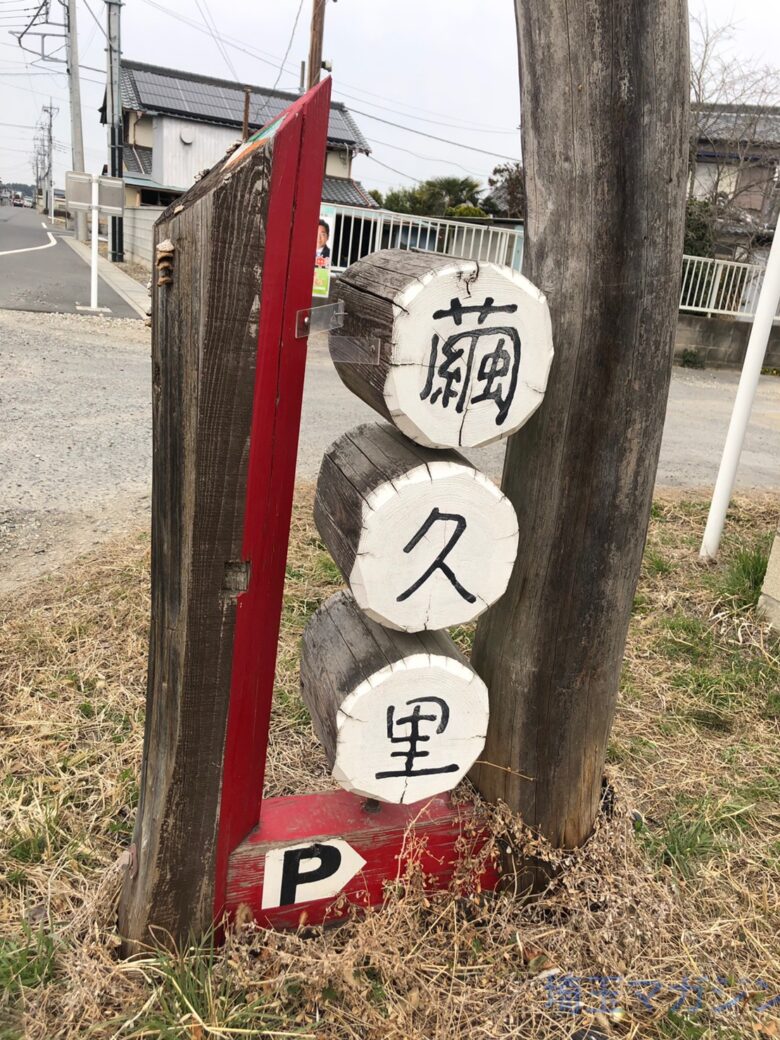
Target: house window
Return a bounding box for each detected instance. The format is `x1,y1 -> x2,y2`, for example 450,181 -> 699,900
140,188 -> 181,207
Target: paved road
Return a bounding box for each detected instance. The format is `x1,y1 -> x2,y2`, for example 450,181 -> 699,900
0,309 -> 777,593
0,206 -> 138,318
302,336 -> 780,489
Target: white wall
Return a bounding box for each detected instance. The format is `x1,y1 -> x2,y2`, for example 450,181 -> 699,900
124,205 -> 164,267
325,147 -> 352,178
154,116 -> 239,189
150,114 -> 350,192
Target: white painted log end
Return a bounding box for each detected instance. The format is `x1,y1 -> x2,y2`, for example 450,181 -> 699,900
385,260 -> 553,449
332,653 -> 489,805
350,458 -> 518,631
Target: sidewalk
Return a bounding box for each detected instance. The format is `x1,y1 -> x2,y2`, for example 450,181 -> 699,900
62,237 -> 148,319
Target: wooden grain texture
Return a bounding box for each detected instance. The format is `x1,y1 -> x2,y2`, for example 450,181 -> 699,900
314,422 -> 462,578
470,0 -> 690,851
117,144 -> 273,951
300,591 -> 488,803
226,789 -> 499,929
118,81 -> 332,951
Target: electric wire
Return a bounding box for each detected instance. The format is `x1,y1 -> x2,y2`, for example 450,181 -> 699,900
270,0 -> 304,92
133,0 -> 519,135
348,108 -> 520,162
194,0 -> 240,84
362,136 -> 483,177
363,155 -> 421,183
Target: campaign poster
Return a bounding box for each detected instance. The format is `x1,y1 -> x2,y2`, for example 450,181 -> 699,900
313,203 -> 335,298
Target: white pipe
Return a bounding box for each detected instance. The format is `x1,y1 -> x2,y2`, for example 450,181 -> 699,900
700,231 -> 780,559
90,174 -> 99,311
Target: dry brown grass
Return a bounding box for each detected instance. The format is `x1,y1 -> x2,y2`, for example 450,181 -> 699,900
1,489 -> 778,1039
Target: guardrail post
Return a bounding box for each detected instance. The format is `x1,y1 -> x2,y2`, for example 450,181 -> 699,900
705,259 -> 724,317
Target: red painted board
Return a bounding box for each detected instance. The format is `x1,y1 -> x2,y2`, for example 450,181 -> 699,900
225,789 -> 500,930
213,78 -> 333,926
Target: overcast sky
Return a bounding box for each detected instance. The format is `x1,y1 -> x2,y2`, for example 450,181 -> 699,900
1,0 -> 779,193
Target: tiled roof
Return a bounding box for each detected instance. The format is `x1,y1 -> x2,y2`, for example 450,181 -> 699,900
322,175 -> 379,208
123,143 -> 153,177
117,60 -> 370,154
694,103 -> 780,148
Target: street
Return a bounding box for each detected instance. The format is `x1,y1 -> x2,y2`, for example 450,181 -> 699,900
0,304 -> 778,594
0,206 -> 138,317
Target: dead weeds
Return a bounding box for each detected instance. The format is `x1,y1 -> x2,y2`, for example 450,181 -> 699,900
1,490 -> 778,1039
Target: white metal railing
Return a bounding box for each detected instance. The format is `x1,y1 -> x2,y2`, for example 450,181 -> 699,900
679,254 -> 774,319
328,204 -> 525,274
329,205 -> 774,321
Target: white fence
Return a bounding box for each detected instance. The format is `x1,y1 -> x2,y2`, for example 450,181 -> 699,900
122,200 -> 775,322
679,254 -> 775,319
124,205 -> 165,267
328,204 -> 524,274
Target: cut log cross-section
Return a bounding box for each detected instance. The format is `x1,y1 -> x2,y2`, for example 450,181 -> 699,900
330,249 -> 554,449
314,422 -> 519,631
300,591 -> 489,804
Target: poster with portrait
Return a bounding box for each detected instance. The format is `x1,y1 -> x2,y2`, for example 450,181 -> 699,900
313,203 -> 335,298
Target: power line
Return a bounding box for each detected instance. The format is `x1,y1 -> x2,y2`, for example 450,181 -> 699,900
137,0 -> 294,77
81,0 -> 107,40
194,0 -> 240,83
366,136 -> 483,177
333,87 -> 520,136
133,0 -> 521,136
349,108 -> 520,162
271,0 -> 304,93
363,154 -> 421,184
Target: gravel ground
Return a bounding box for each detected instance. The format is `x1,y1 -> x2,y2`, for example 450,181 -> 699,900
1,307 -> 778,594
0,310 -> 151,593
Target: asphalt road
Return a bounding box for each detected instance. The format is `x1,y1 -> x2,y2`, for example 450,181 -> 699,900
0,206 -> 137,317
0,308 -> 778,593
302,335 -> 780,489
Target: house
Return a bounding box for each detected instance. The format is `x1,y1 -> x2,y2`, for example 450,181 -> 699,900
101,60 -> 378,211
691,102 -> 780,250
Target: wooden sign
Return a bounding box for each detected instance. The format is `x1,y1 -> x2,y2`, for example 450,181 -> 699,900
118,83 -> 500,947
330,250 -> 554,449
314,422 -> 519,630
300,591 -> 488,803
226,790 -> 498,930
118,81 -> 335,949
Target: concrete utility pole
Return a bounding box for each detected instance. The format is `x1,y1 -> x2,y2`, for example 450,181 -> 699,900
700,230 -> 780,559
65,0 -> 87,241
105,0 -> 124,261
306,0 -> 326,91
43,100 -> 57,217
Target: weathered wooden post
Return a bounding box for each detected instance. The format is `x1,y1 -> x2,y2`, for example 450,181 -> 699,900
118,82 -> 333,949
470,0 -> 690,854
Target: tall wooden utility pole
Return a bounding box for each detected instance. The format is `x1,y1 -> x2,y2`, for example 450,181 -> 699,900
306,0 -> 326,91
470,0 -> 689,857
